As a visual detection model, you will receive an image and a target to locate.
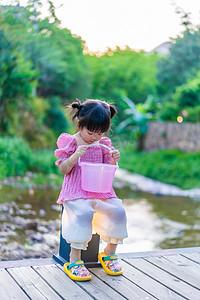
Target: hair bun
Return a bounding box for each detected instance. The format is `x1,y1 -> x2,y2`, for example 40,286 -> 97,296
72,103 -> 80,109
110,105 -> 117,118
72,98 -> 83,111
71,99 -> 83,120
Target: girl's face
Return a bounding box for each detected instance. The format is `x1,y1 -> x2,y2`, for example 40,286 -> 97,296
80,127 -> 104,144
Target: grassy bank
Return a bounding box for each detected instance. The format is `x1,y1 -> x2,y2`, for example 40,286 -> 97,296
1,137 -> 200,190
119,143 -> 200,190
0,137 -> 62,188
0,137 -> 59,179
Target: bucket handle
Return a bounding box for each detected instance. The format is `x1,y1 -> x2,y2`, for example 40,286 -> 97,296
78,141 -> 117,166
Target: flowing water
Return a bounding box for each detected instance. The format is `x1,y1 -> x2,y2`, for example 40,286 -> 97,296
0,184 -> 200,260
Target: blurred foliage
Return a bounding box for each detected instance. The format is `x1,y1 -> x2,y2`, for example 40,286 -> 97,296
172,71 -> 200,108
30,148 -> 59,174
0,4 -> 87,146
119,144 -> 200,189
157,101 -> 179,121
117,96 -> 158,150
0,136 -> 59,179
0,136 -> 32,178
86,48 -> 159,103
0,14 -> 38,134
2,135 -> 200,190
156,12 -> 200,122
158,70 -> 200,121
44,97 -> 68,134
183,105 -> 200,122
157,30 -> 200,96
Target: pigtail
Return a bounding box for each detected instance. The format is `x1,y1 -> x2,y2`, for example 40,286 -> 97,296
71,98 -> 83,120
109,105 -> 117,118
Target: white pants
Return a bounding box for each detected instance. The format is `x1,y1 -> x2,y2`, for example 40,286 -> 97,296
62,198 -> 128,250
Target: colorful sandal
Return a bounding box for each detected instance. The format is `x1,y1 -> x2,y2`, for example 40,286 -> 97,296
63,260 -> 92,281
98,252 -> 123,276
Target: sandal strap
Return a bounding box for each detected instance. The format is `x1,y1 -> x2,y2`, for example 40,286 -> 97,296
67,260 -> 84,270
102,254 -> 118,261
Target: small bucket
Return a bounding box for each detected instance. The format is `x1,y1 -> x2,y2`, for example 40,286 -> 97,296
78,143 -> 118,193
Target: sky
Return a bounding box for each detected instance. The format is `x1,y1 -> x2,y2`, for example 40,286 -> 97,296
56,0 -> 200,52
7,0 -> 200,52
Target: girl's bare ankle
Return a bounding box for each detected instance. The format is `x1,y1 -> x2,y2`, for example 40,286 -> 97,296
70,248 -> 81,263
104,243 -> 117,256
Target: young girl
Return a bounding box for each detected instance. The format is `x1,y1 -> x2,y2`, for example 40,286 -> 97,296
55,99 -> 128,281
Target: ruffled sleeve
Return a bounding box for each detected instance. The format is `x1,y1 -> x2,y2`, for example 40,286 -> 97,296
55,133 -> 77,167
100,137 -> 115,164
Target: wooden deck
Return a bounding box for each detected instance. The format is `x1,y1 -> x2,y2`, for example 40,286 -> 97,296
0,247 -> 200,299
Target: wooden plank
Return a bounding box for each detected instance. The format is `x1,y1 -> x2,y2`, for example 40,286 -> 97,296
125,258 -> 200,300
164,255 -> 200,281
120,260 -> 184,300
0,268 -> 28,300
33,264 -> 92,299
0,258 -> 54,269
182,252 -> 200,264
0,248 -> 199,269
7,266 -> 61,300
90,267 -> 157,300
168,253 -> 200,270
77,273 -> 126,300
57,263 -> 125,300
118,247 -> 200,260
144,255 -> 200,290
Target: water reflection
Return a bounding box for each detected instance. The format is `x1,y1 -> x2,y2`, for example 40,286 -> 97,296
0,185 -> 200,260
115,188 -> 200,253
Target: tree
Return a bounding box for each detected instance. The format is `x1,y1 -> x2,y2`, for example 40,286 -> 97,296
157,4 -> 200,99
0,4 -> 90,144
157,29 -> 200,96
0,11 -> 37,134
172,71 -> 200,108
2,4 -> 91,100
86,47 -> 159,103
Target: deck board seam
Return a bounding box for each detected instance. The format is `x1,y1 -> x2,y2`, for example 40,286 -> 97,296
55,264 -> 97,299
180,254 -> 200,265
31,265 -> 66,300
5,268 -> 31,300
89,269 -> 131,300
76,276 -> 116,300
119,274 -> 159,300
9,266 -> 58,300
121,259 -> 187,300
123,259 -> 189,300
117,262 -> 160,300
142,256 -> 200,291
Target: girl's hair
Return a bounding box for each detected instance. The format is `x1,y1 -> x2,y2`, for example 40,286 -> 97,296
69,99 -> 117,133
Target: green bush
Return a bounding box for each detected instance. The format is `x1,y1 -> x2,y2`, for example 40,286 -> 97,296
30,149 -> 59,174
172,73 -> 200,108
119,145 -> 200,189
0,137 -> 32,178
157,101 -> 179,121
0,137 -> 58,179
184,105 -> 200,122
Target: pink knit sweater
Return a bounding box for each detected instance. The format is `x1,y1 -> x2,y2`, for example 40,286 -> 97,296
55,133 -> 118,203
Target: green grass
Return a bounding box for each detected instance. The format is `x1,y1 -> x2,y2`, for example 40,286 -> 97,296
0,136 -> 59,179
1,136 -> 200,190
119,144 -> 200,190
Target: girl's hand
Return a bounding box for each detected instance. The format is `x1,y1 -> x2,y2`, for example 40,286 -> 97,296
109,149 -> 120,164
74,145 -> 88,159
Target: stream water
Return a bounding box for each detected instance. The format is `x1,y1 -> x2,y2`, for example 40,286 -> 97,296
0,185 -> 200,260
